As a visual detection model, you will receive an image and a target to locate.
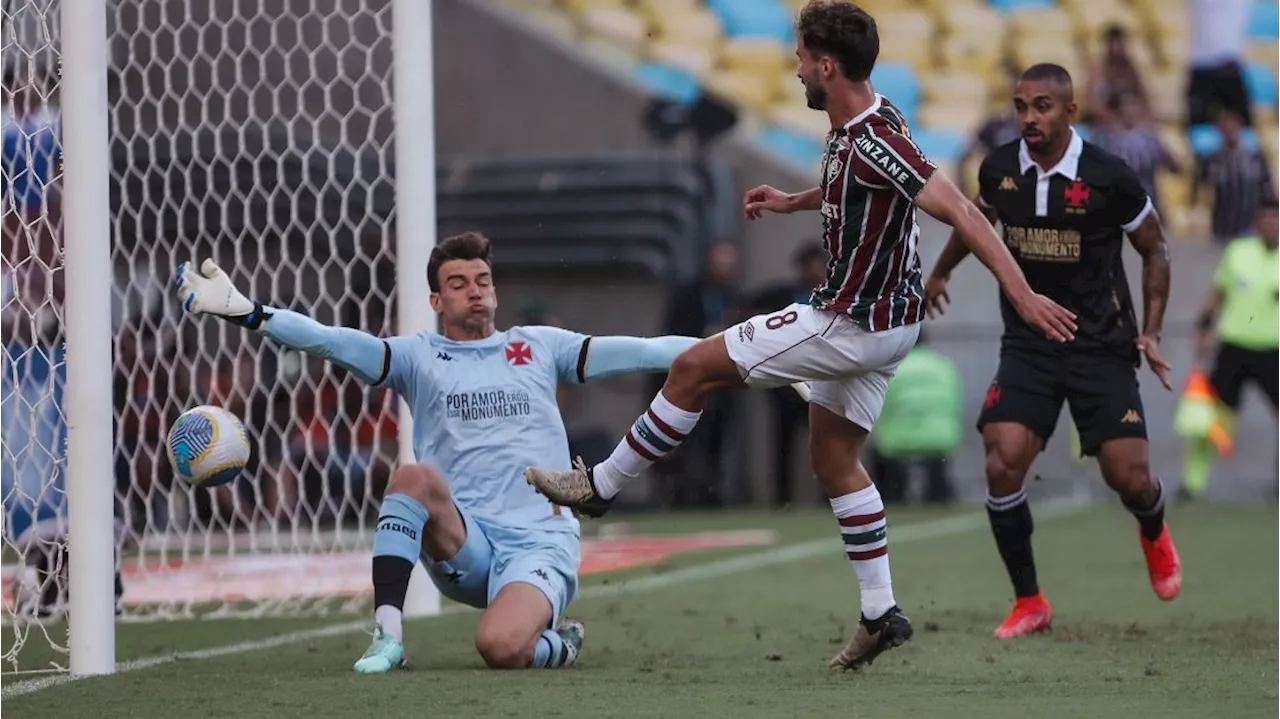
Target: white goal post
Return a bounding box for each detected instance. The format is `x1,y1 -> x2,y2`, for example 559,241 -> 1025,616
2,0 -> 439,676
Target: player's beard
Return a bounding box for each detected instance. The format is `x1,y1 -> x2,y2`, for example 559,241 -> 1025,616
804,80 -> 826,111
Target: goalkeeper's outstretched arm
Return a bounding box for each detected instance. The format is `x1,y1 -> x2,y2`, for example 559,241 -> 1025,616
174,259 -> 389,384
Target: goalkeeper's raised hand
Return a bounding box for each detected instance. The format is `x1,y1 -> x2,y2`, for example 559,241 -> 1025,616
174,259 -> 272,330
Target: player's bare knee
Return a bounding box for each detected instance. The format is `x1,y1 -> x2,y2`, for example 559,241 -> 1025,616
1103,457 -> 1152,497
474,625 -> 531,670
985,449 -> 1028,496
388,464 -> 451,513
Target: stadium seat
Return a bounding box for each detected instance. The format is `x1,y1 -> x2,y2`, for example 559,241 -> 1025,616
1249,1 -> 1280,41
758,125 -> 825,169
873,10 -> 935,69
649,6 -> 722,43
720,37 -> 788,75
707,0 -> 793,43
988,0 -> 1056,13
580,6 -> 649,49
911,127 -> 967,165
1244,62 -> 1279,107
633,62 -> 703,104
769,101 -> 832,140
918,101 -> 987,137
1146,71 -> 1187,124
920,70 -> 989,105
704,69 -> 779,112
870,62 -> 920,122
1247,42 -> 1280,76
647,39 -> 718,77
1187,124 -> 1262,156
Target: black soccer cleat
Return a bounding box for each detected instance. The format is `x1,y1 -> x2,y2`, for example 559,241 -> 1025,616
828,606 -> 914,672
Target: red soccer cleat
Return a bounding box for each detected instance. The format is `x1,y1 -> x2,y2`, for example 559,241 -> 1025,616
1140,523 -> 1182,601
994,593 -> 1054,639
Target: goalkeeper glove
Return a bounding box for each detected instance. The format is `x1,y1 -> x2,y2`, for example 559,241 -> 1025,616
174,259 -> 272,330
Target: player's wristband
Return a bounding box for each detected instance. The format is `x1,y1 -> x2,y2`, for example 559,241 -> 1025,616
222,302 -> 273,331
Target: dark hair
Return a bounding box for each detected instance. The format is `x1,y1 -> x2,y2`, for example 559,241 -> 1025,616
797,1 -> 879,82
1259,192 -> 1279,212
1021,63 -> 1073,87
427,231 -> 492,292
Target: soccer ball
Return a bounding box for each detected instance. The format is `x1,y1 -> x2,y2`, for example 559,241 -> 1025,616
166,405 -> 251,488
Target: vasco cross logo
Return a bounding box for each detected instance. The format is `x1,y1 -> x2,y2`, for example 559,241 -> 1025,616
999,176 -> 1017,191
1064,179 -> 1091,213
984,383 -> 1001,409
505,341 -> 533,366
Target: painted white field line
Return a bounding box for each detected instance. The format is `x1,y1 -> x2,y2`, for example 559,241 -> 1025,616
2,498 -> 1085,699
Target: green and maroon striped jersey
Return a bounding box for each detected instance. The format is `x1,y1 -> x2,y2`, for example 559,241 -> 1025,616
810,95 -> 936,331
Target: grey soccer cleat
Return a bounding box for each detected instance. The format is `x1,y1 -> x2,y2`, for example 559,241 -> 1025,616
524,457 -> 614,518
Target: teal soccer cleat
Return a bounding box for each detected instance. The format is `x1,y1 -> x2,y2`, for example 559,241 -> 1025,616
353,623 -> 406,674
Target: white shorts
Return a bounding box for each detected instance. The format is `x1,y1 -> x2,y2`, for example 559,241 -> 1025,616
724,303 -> 920,430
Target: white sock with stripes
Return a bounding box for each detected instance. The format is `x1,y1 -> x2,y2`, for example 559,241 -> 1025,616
831,485 -> 896,620
593,391 -> 701,499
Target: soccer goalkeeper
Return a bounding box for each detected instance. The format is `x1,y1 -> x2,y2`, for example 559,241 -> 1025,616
174,231 -> 700,673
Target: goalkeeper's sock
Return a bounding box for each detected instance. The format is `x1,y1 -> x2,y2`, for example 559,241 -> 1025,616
530,628 -> 577,669
594,391 -> 701,499
830,485 -> 896,620
371,493 -> 429,642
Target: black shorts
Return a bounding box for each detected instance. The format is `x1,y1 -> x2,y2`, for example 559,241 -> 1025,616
1210,342 -> 1279,410
976,349 -> 1146,456
1186,61 -> 1252,127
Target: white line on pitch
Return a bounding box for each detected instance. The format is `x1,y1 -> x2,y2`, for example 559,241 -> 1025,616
1,499 -> 1086,700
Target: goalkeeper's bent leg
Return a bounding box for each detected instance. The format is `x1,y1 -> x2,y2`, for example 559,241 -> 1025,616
369,464 -> 464,643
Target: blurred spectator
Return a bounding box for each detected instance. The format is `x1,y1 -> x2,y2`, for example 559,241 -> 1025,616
1192,109 -> 1275,243
959,68 -> 1021,198
1083,25 -> 1152,128
1092,94 -> 1181,215
868,330 -> 962,505
655,241 -> 742,508
747,242 -> 827,506
276,368 -> 396,524
1187,0 -> 1253,127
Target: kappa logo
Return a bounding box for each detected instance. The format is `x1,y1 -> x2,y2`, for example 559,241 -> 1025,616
436,351 -> 454,362
999,176 -> 1018,191
531,568 -> 550,582
505,341 -> 533,366
738,321 -> 755,343
1120,409 -> 1143,424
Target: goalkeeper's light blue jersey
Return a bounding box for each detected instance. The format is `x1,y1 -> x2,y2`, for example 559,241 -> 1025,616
378,326 -> 587,535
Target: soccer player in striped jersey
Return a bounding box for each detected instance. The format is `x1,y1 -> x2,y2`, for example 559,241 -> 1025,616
525,0 -> 1076,672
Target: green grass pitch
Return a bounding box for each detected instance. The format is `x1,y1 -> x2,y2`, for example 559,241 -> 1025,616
3,503 -> 1276,718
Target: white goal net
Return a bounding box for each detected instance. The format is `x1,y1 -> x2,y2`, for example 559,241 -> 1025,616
3,0 -> 428,674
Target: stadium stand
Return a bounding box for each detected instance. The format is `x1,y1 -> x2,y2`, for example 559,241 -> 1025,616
501,0 -> 1279,238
